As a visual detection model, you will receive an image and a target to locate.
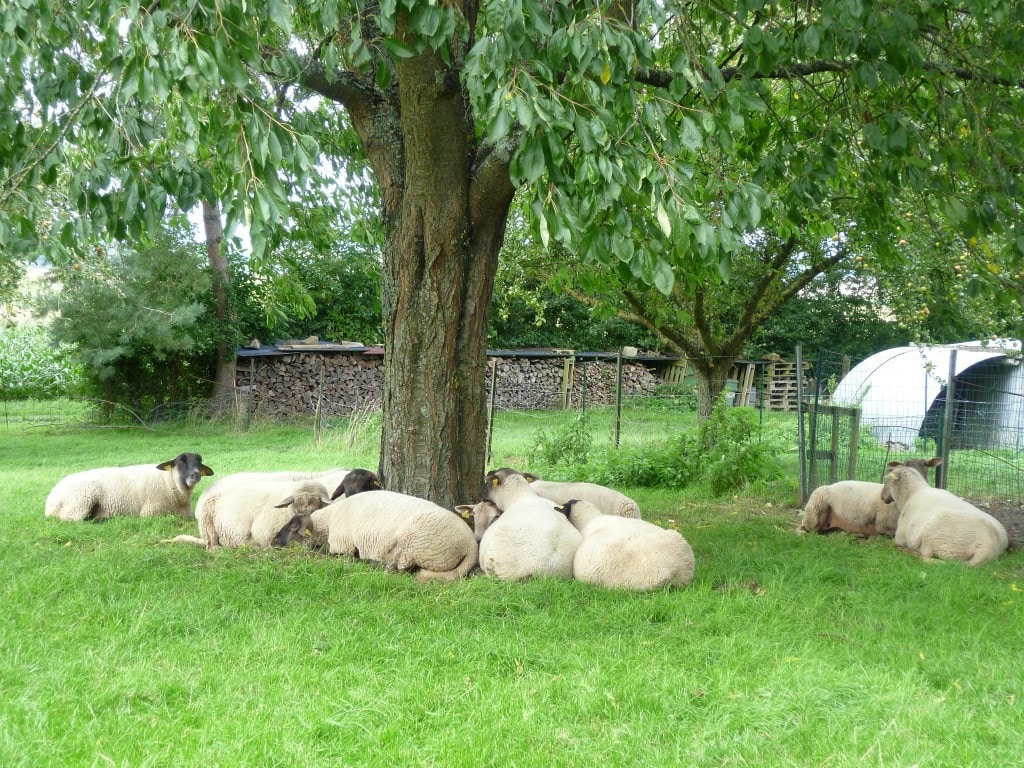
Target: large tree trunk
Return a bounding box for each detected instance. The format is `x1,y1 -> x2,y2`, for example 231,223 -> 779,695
202,199 -> 236,416
368,52 -> 513,507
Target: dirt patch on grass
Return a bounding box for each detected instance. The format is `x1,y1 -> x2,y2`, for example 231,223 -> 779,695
970,499 -> 1024,550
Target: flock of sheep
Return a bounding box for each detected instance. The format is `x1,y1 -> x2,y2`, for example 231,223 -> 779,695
43,450 -> 1010,589
798,457 -> 1009,566
42,455 -> 694,589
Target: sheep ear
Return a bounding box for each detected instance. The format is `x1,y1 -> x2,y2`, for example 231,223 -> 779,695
886,461 -> 900,469
155,461 -> 174,472
274,496 -> 296,509
926,457 -> 943,467
373,479 -> 382,488
523,472 -> 539,483
320,493 -> 333,506
490,477 -> 500,487
454,505 -> 473,520
887,471 -> 897,480
200,464 -> 214,476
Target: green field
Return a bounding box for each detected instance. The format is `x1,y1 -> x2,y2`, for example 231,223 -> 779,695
2,410 -> 1023,767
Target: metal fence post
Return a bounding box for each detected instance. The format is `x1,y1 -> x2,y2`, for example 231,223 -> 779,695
939,350 -> 957,489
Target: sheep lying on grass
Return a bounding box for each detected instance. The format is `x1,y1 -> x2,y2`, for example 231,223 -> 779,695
171,478 -> 333,550
45,453 -> 214,521
798,458 -> 942,537
468,468 -> 582,581
881,465 -> 1008,566
203,468 -> 351,496
560,499 -> 694,590
274,489 -> 478,582
527,477 -> 642,519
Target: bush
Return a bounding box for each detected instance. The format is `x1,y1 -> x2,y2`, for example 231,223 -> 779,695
588,397 -> 784,492
0,325 -> 82,399
528,414 -> 594,469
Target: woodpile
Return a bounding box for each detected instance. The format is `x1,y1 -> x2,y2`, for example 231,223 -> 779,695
235,351 -> 659,419
235,352 -> 384,419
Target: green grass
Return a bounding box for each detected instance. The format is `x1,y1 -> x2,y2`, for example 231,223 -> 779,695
2,412 -> 1023,767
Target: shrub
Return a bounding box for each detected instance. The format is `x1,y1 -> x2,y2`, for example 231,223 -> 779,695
528,414 -> 594,469
0,325 -> 83,399
589,397 -> 784,492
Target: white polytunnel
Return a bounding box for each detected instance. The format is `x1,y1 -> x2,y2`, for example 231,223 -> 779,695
831,340 -> 1024,450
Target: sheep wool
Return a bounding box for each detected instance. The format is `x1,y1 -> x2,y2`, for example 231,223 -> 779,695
882,466 -> 1008,566
315,490 -> 478,582
798,457 -> 942,537
45,453 -> 214,521
476,468 -> 583,581
563,499 -> 695,590
529,479 -> 642,519
172,477 -> 334,550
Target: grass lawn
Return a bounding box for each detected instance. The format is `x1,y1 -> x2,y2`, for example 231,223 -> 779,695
1,411 -> 1022,767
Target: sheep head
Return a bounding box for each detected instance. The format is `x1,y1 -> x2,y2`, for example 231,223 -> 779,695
331,468 -> 383,500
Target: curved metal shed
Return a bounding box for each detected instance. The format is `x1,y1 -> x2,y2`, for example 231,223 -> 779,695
832,340 -> 1024,449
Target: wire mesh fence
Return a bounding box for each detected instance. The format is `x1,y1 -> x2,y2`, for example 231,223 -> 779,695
802,346 -> 1024,508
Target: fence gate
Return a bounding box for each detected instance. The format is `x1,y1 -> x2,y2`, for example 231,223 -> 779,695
800,403 -> 862,504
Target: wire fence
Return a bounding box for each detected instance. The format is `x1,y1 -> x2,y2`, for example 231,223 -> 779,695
802,347 -> 1024,509
7,345 -> 1024,511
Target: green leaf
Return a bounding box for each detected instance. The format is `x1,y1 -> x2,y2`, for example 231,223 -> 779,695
653,258 -> 674,295
656,203 -> 671,237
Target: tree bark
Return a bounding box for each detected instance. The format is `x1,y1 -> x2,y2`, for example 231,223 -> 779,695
334,52 -> 514,507
690,358 -> 735,420
202,199 -> 236,415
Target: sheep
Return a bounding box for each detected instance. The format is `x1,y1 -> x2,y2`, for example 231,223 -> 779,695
559,498 -> 695,590
202,468 -> 351,496
797,457 -> 942,537
329,468 -> 382,499
469,468 -> 583,581
44,453 -> 214,521
881,466 -> 1008,566
525,476 -> 642,519
274,490 -> 478,582
170,478 -> 333,550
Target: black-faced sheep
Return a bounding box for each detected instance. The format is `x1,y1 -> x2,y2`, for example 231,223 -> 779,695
798,457 -> 942,537
275,490 -> 478,582
881,465 -> 1008,566
469,468 -> 583,581
329,468 -> 382,499
559,499 -> 695,590
171,478 -> 333,550
44,453 -> 214,521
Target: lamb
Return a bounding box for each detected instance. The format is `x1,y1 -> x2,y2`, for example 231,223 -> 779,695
559,499 -> 695,590
797,457 -> 942,537
881,466 -> 1008,566
274,490 -> 478,582
468,468 -> 583,581
170,478 -> 333,550
525,476 -> 642,519
44,453 -> 214,521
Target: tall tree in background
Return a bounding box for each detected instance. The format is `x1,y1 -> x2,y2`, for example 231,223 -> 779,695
1,2 -> 1021,505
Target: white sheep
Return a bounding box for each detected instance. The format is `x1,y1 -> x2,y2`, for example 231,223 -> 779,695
202,468 -> 351,497
277,490 -> 478,582
44,453 -> 214,521
559,498 -> 695,590
881,465 -> 1008,566
170,478 -> 333,550
526,476 -> 642,519
798,458 -> 942,537
468,468 -> 583,581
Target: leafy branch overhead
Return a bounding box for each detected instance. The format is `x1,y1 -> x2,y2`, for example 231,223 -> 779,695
2,1 -> 1020,293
